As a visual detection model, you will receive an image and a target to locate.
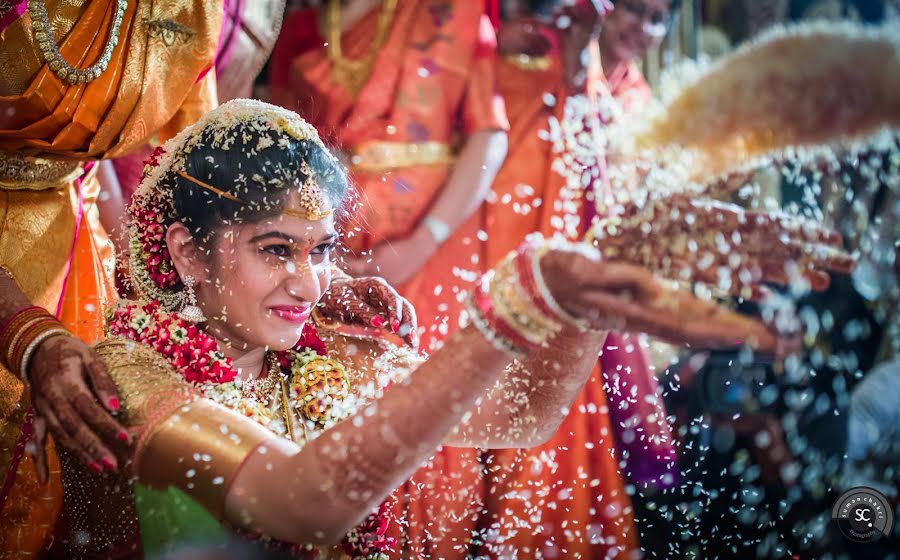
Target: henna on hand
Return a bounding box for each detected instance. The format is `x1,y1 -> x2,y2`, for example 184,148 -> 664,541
592,194 -> 855,299
26,335 -> 130,474
539,244 -> 782,352
317,276 -> 418,348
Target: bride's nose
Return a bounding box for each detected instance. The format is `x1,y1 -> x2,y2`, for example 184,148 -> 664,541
282,263 -> 323,303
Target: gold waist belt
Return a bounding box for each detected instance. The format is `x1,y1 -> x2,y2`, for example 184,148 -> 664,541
0,151 -> 83,191
350,141 -> 455,173
504,54 -> 552,72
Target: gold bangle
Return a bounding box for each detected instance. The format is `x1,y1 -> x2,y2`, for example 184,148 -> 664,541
19,328 -> 70,381
2,309 -> 61,376
530,244 -> 591,332
485,252 -> 563,348
493,258 -> 562,338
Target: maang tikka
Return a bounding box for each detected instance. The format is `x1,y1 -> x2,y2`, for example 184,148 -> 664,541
282,160 -> 334,221
178,275 -> 207,323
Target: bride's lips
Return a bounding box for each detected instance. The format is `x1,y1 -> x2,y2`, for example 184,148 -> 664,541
269,305 -> 312,324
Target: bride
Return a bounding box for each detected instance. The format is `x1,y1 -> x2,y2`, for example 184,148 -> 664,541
24,100 -> 845,558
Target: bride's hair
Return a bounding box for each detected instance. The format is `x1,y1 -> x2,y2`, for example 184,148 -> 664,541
168,122 -> 348,244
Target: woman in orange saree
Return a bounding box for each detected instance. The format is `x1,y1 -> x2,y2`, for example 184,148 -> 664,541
0,1 -> 221,555
476,2 -> 674,557
268,1 -> 509,557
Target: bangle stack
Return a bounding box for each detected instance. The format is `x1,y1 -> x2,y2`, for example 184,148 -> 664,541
0,306 -> 70,380
517,237 -> 591,333
468,234 -> 588,355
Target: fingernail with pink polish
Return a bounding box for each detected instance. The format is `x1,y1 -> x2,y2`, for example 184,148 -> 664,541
108,397 -> 120,411
117,431 -> 130,443
101,457 -> 117,471
371,316 -> 385,327
390,320 -> 400,333
88,461 -> 102,474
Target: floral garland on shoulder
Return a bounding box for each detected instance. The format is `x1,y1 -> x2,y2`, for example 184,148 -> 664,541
104,300 -> 395,559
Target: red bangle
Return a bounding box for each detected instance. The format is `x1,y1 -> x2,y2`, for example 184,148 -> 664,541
0,306 -> 65,378
0,306 -> 43,342
514,244 -> 561,322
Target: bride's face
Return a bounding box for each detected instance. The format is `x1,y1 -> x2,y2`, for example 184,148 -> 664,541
187,211 -> 338,352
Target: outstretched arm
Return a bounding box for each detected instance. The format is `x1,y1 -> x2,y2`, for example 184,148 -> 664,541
445,327 -> 607,448
91,236 -> 846,546
445,220 -> 853,450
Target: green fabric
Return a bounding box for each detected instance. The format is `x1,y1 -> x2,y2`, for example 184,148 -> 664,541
134,484 -> 229,557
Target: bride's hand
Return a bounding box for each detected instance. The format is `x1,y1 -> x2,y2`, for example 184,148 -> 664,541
317,274 -> 418,348
538,243 -> 781,352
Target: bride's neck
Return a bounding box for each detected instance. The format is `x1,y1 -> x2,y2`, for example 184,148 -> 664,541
219,339 -> 267,381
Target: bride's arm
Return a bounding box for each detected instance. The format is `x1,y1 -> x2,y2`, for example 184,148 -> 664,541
100,327 -> 516,546
443,327 -> 607,448
102,242 -> 789,546
225,325 -> 513,544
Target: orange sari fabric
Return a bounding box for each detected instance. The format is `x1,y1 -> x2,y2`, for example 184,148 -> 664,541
476,37 -> 639,558
270,3 -> 507,558
0,2 -> 221,556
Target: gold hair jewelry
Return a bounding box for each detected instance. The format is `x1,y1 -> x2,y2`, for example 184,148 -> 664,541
283,160 -> 334,221
175,170 -> 244,203
176,165 -> 332,221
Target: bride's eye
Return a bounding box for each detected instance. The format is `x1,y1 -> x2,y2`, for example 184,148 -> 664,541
310,242 -> 334,259
262,244 -> 291,258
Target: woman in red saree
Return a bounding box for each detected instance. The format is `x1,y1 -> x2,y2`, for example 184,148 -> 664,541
269,1 -> 509,557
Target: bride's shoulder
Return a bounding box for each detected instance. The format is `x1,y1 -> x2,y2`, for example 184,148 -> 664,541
92,338 -> 196,430
93,338 -> 176,377
95,298 -> 193,400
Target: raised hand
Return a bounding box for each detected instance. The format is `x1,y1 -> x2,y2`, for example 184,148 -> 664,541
316,274 -> 418,348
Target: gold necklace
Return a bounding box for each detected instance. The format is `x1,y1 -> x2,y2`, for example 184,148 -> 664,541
325,0 -> 399,97
238,353 -> 282,402
28,0 -> 128,85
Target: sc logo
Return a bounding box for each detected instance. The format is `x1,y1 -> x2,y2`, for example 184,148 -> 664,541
832,487 -> 894,544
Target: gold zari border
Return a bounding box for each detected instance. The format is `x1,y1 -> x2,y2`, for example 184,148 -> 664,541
0,152 -> 83,191
350,141 -> 455,173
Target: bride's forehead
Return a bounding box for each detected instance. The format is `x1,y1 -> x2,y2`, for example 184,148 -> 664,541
236,212 -> 336,242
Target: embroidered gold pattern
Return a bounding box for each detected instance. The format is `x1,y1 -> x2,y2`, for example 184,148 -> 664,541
504,53 -> 552,72
0,151 -> 82,190
325,0 -> 399,97
350,140 -> 455,173
144,17 -> 195,46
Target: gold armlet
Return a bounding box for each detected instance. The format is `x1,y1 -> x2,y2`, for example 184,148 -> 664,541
137,400 -> 273,519
93,339 -> 272,518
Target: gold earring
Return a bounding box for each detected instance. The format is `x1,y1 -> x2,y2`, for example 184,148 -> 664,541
178,275 -> 207,323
